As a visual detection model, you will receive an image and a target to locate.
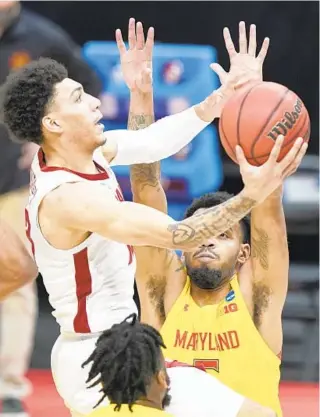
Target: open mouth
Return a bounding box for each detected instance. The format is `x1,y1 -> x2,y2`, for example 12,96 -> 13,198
94,113 -> 103,125
94,114 -> 104,131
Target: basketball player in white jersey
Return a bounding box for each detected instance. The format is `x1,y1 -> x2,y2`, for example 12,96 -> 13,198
83,314 -> 275,417
0,220 -> 37,300
0,19 -> 304,416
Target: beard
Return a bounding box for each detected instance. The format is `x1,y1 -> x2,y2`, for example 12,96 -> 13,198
162,373 -> 171,408
186,264 -> 235,290
162,390 -> 171,408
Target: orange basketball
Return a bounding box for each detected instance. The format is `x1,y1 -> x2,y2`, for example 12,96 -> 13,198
219,82 -> 310,166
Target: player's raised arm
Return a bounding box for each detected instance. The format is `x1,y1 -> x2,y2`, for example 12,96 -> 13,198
45,140 -> 306,252
102,19 -> 256,167
120,21 -> 167,213
0,221 -> 38,300
102,21 -> 270,167
120,20 -> 180,327
242,137 -> 308,354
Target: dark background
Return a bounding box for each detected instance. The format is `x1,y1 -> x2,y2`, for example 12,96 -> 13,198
22,1 -> 319,381
25,1 -> 319,155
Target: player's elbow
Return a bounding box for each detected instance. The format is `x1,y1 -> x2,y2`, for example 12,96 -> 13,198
0,254 -> 38,300
12,252 -> 38,286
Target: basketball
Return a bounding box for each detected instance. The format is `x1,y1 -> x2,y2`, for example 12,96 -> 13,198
219,82 -> 310,166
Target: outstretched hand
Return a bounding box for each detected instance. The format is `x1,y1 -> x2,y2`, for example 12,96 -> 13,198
195,22 -> 270,122
116,18 -> 154,93
211,21 -> 270,92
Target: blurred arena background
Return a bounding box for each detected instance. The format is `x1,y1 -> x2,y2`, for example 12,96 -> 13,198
1,1 -> 319,416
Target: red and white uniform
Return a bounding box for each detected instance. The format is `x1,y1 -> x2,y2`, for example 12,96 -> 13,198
26,148 -> 137,415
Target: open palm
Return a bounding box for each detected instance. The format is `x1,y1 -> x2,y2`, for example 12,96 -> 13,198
116,18 -> 154,93
211,21 -> 270,93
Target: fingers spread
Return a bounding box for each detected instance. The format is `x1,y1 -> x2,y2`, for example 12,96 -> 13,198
128,17 -> 136,50
248,24 -> 257,56
239,21 -> 248,54
115,29 -> 126,55
223,27 -> 237,58
257,37 -> 270,63
267,135 -> 285,164
136,21 -> 145,49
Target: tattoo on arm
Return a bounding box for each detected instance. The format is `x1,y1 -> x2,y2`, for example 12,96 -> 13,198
167,194 -> 256,250
128,112 -> 161,193
128,113 -> 154,131
251,226 -> 270,271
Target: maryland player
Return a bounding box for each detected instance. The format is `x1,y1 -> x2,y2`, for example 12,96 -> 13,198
131,23 -> 308,417
1,18 -> 289,417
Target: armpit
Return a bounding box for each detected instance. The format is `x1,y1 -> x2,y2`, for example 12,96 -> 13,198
252,282 -> 272,327
145,274 -> 166,321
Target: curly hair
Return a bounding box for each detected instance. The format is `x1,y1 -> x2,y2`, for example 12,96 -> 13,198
82,314 -> 166,411
0,58 -> 68,145
184,191 -> 251,243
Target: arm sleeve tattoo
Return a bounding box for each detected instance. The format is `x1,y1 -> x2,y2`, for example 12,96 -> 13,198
168,193 -> 256,249
128,112 -> 161,195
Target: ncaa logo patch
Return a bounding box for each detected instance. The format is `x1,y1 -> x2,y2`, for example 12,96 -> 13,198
225,290 -> 235,302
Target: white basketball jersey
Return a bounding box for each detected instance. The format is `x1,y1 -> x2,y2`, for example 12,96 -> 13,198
165,363 -> 244,417
26,148 -> 137,334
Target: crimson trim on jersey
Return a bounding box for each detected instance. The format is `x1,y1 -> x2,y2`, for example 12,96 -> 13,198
25,209 -> 35,256
37,149 -> 109,181
73,248 -> 92,333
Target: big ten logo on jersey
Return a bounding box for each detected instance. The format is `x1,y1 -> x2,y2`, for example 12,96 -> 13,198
218,290 -> 238,317
114,184 -> 134,265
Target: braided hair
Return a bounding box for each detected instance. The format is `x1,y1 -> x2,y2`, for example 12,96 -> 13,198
82,314 -> 166,411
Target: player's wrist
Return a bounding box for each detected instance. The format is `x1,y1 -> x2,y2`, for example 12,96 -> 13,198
194,89 -> 226,122
129,90 -> 154,115
129,89 -> 153,98
241,186 -> 261,205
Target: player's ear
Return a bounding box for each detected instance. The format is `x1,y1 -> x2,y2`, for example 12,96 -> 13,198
42,114 -> 63,134
156,368 -> 169,389
237,243 -> 250,265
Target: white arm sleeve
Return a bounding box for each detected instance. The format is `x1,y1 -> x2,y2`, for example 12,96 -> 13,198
107,107 -> 209,166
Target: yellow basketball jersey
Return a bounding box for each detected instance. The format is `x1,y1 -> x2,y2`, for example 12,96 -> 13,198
161,275 -> 282,416
88,404 -> 173,417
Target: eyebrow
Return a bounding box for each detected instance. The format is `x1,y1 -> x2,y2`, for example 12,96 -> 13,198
70,86 -> 83,99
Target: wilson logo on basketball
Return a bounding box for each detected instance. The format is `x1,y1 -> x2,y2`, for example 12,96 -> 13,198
267,98 -> 303,141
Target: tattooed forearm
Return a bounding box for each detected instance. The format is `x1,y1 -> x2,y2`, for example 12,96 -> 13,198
127,113 -> 155,131
251,226 -> 270,270
128,112 -> 161,193
167,192 -> 256,249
